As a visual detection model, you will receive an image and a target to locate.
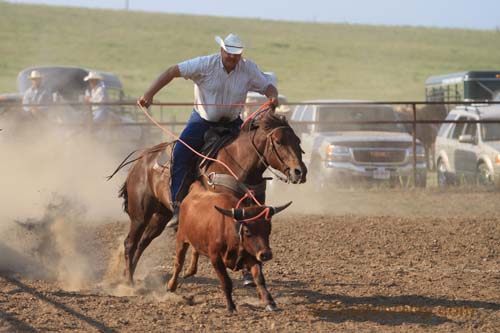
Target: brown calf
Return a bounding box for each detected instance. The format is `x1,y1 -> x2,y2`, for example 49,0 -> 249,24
167,182 -> 290,312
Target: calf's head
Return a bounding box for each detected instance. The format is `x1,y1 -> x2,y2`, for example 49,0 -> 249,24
214,202 -> 291,262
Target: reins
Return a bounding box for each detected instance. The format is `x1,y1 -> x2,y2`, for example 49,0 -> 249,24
249,125 -> 292,183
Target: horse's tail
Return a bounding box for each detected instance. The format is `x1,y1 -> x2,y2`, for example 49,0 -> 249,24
118,181 -> 129,214
106,143 -> 173,181
106,149 -> 141,181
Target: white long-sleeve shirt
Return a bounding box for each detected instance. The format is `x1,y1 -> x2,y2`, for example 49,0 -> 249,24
178,54 -> 272,122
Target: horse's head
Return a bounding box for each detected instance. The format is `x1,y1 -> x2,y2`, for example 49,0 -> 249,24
214,201 -> 291,262
244,107 -> 307,184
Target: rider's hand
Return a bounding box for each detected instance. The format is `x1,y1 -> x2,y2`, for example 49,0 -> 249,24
269,96 -> 279,108
138,95 -> 152,108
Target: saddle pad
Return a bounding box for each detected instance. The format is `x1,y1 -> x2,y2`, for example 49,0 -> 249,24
197,126 -> 239,170
157,147 -> 172,166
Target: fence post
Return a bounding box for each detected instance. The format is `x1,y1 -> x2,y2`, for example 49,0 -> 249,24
86,104 -> 93,131
412,103 -> 417,187
169,114 -> 176,135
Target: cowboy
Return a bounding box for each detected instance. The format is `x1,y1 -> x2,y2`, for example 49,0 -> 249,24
139,33 -> 279,229
84,71 -> 110,122
22,70 -> 52,118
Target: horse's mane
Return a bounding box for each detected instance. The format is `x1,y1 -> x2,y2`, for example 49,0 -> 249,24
241,107 -> 291,133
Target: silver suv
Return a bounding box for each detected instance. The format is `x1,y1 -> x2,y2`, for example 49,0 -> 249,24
435,105 -> 500,187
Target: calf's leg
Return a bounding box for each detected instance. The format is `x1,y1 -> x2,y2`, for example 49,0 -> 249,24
250,260 -> 277,311
211,256 -> 236,312
167,240 -> 189,292
183,249 -> 199,278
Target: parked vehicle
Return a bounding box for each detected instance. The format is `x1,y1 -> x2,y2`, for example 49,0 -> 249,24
242,72 -> 290,119
244,92 -> 290,118
425,70 -> 500,111
1,66 -> 161,149
290,100 -> 427,188
435,105 -> 500,187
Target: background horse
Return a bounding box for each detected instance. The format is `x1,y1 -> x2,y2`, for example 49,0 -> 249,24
395,104 -> 447,171
117,106 -> 307,284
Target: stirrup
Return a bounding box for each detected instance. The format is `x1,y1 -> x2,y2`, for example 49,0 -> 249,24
242,272 -> 256,287
166,206 -> 179,229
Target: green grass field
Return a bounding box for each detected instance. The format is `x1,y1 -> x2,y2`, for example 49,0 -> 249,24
1,2 -> 500,113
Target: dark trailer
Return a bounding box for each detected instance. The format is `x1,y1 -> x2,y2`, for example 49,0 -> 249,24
425,71 -> 500,108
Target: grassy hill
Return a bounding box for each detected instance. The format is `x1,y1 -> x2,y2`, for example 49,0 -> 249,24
1,2 -> 500,113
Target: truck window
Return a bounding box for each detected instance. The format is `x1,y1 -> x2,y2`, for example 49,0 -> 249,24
450,117 -> 467,139
302,105 -> 314,121
437,113 -> 456,137
291,105 -> 305,121
463,121 -> 477,137
482,122 -> 500,141
317,106 -> 404,133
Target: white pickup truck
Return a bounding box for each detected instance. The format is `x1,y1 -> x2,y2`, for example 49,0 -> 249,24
290,100 -> 427,188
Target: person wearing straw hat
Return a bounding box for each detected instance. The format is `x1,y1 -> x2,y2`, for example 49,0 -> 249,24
138,33 -> 279,235
84,71 -> 110,122
22,70 -> 52,118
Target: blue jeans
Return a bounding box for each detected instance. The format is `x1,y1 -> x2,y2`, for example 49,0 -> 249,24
171,110 -> 243,203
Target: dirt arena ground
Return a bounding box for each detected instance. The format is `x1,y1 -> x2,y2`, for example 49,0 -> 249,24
1,185 -> 499,333
0,126 -> 498,332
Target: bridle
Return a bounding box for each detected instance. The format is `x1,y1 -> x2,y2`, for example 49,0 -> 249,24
249,118 -> 294,183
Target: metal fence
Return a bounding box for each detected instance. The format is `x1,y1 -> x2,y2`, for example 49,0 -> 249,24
3,100 -> 500,187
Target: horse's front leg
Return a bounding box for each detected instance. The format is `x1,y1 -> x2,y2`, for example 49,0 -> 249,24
249,259 -> 277,311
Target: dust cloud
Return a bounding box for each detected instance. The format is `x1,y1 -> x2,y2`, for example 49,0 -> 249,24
0,116 -> 135,289
2,111 -> 499,293
267,179 -> 500,219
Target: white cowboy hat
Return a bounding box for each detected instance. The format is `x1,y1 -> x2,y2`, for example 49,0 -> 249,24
28,70 -> 42,80
214,33 -> 244,55
83,71 -> 103,81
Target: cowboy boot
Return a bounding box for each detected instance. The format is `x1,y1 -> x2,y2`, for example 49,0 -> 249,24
166,203 -> 180,229
242,268 -> 256,287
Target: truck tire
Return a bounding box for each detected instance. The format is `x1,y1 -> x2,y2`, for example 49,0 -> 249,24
437,159 -> 450,188
476,163 -> 493,187
416,173 -> 427,188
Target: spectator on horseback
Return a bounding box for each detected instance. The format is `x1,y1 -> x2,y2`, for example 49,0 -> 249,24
138,33 -> 279,229
84,71 -> 110,122
22,70 -> 52,119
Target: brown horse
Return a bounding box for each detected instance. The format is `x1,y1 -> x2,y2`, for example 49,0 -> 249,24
116,106 -> 307,284
395,104 -> 447,171
167,182 -> 291,312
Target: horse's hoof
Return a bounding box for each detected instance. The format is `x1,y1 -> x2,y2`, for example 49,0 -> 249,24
166,281 -> 177,292
227,304 -> 236,313
183,271 -> 196,279
265,304 -> 278,312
